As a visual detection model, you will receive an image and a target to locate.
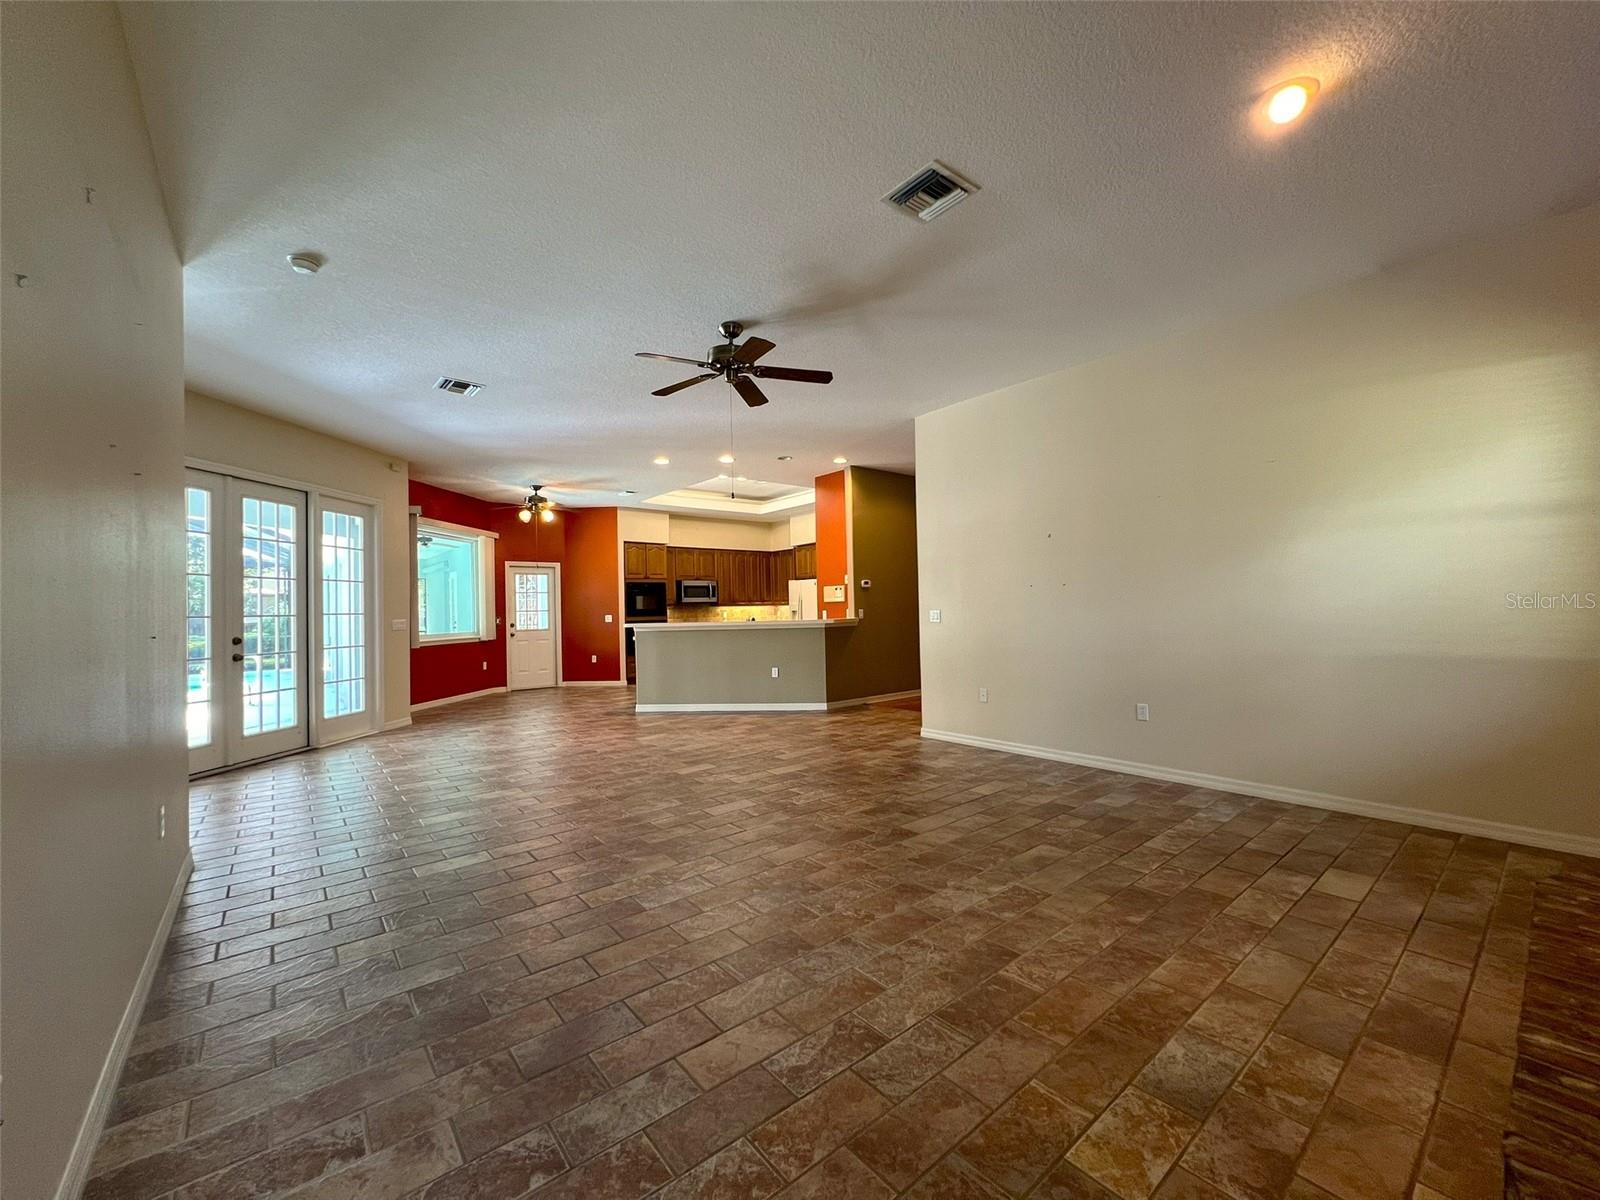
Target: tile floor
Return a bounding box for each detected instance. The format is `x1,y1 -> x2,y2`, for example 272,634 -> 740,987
87,689 -> 1578,1199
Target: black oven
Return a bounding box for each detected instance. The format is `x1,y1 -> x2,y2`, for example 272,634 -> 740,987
625,580 -> 668,620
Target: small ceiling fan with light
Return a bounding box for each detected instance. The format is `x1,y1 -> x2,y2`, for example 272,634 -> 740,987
517,485 -> 556,524
636,320 -> 834,407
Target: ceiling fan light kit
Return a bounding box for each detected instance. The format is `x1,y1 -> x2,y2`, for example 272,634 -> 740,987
636,319 -> 834,408
519,485 -> 556,523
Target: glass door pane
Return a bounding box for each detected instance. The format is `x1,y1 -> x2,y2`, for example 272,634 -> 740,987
186,486 -> 213,745
321,508 -> 366,720
224,478 -> 308,765
185,470 -> 225,774
241,495 -> 300,736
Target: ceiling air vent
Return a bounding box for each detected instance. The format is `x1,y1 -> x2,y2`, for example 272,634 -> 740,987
883,161 -> 978,222
434,377 -> 484,397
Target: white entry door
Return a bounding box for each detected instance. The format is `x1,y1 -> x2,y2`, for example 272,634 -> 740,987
506,564 -> 558,689
186,469 -> 310,773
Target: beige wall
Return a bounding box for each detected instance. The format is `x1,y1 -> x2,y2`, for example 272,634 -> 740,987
619,508 -> 670,543
825,468 -> 920,702
789,512 -> 817,549
620,510 -> 816,552
667,515 -> 780,551
917,207 -> 1600,850
185,391 -> 412,728
1,5 -> 190,1193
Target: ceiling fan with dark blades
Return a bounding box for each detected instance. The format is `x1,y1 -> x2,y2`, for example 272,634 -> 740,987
636,320 -> 833,407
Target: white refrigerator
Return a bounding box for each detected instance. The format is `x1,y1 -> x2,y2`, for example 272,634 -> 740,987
787,578 -> 819,621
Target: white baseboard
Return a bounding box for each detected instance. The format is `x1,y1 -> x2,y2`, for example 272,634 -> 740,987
919,727 -> 1600,859
411,686 -> 508,713
383,716 -> 413,731
636,701 -> 830,714
562,679 -> 627,688
828,689 -> 921,711
56,848 -> 193,1200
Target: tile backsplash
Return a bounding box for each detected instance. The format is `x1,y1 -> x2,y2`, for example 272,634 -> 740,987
668,604 -> 792,623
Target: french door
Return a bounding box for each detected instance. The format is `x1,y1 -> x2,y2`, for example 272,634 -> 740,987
186,470 -> 309,772
506,564 -> 558,690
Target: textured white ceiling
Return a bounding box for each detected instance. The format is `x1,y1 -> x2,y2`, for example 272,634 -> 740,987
120,2 -> 1600,506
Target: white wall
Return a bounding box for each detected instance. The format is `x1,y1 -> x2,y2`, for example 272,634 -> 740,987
917,207 -> 1600,851
1,5 -> 190,1194
185,391 -> 412,728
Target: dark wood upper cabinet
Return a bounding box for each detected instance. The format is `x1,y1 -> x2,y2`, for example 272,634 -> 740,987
624,541 -> 670,580
657,543 -> 811,605
793,543 -> 817,578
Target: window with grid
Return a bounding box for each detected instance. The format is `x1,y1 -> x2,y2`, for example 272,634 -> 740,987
321,510 -> 366,719
514,571 -> 551,631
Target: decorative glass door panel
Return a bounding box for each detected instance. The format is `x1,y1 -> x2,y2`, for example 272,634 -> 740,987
507,565 -> 557,690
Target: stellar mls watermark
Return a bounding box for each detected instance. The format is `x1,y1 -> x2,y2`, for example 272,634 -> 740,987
1505,591 -> 1597,610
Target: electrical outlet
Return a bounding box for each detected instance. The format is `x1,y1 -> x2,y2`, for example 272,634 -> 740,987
771,666 -> 780,678
604,614 -> 613,623
482,660 -> 488,670
1136,702 -> 1150,721
158,804 -> 166,839
857,608 -> 865,619
929,609 -> 941,623
979,687 -> 988,703
591,654 -> 597,663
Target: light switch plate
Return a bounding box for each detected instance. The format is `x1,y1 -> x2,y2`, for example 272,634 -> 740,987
1136,703 -> 1150,721
771,666 -> 780,678
824,584 -> 846,603
391,617 -> 408,631
603,614 -> 613,623
929,609 -> 941,623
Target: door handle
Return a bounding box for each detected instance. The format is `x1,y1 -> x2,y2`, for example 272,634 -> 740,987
231,653 -> 244,662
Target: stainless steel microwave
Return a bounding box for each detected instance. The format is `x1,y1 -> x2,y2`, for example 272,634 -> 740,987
676,579 -> 718,605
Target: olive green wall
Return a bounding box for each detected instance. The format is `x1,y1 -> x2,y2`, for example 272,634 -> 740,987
825,467 -> 920,702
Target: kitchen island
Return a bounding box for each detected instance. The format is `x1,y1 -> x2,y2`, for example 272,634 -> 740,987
633,618 -> 917,713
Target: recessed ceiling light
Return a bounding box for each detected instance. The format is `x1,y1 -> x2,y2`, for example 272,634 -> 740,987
287,252 -> 324,275
718,453 -> 735,464
777,455 -> 793,462
1265,77 -> 1318,125
833,456 -> 848,465
652,456 -> 670,466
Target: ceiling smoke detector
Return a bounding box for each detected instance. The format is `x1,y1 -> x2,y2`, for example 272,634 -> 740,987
434,377 -> 484,397
882,162 -> 978,222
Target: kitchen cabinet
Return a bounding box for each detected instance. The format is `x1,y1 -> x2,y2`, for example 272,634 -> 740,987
663,544 -> 811,605
793,543 -> 817,578
768,549 -> 795,604
624,541 -> 669,581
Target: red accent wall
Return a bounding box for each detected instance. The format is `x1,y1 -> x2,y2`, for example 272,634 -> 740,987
409,481 -> 620,705
561,507 -> 621,683
815,468 -> 850,619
